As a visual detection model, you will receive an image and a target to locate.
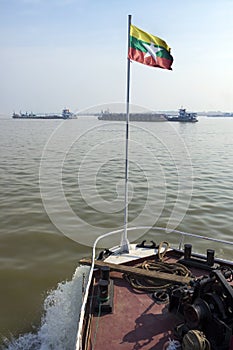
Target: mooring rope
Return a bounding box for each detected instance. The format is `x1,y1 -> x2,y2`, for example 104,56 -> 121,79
182,330 -> 211,350
124,260 -> 192,291
91,302 -> 102,350
124,241 -> 192,292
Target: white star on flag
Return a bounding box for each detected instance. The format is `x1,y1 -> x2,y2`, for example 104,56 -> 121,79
142,42 -> 163,61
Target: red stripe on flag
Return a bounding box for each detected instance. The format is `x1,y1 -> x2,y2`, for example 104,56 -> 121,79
128,47 -> 172,70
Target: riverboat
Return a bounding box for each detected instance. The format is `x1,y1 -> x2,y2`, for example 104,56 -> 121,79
166,109 -> 198,123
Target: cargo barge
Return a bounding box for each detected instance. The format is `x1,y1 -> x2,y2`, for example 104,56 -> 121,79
98,111 -> 166,122
12,108 -> 76,119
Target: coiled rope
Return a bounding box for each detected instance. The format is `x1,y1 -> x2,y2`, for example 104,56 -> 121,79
123,241 -> 192,292
182,330 -> 211,350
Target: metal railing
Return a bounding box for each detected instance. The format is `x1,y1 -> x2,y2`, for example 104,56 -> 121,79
75,226 -> 233,349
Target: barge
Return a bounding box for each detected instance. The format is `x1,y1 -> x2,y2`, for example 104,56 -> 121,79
12,108 -> 76,119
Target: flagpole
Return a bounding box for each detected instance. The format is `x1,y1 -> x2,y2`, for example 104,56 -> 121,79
120,14 -> 131,253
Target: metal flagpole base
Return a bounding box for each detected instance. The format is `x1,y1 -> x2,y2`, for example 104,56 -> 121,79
119,236 -> 130,254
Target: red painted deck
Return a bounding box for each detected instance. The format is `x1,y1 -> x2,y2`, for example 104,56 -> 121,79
83,252 -> 233,350
89,273 -> 180,350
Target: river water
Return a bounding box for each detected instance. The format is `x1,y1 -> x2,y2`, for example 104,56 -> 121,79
0,115 -> 233,348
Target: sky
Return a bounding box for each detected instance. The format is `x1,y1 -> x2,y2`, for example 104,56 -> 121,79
0,0 -> 233,116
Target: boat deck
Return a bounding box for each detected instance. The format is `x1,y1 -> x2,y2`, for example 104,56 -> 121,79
90,272 -> 180,349
82,248 -> 233,350
87,253 -> 198,349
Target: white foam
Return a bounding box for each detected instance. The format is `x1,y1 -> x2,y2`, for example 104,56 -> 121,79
3,265 -> 90,350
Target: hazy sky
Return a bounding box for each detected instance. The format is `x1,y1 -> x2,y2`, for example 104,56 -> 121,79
0,0 -> 233,115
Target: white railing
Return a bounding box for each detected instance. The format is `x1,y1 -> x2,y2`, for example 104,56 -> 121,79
75,226 -> 233,349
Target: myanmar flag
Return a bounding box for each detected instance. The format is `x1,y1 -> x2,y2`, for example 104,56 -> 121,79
128,25 -> 173,70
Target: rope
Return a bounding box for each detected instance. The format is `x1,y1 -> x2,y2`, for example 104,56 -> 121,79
182,330 -> 211,350
124,260 -> 192,291
163,338 -> 182,350
158,241 -> 170,261
123,241 -> 192,292
92,302 -> 102,350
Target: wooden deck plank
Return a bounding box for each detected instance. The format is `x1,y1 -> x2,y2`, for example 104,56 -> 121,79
79,258 -> 192,285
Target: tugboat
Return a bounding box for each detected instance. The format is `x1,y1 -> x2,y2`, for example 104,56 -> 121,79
166,108 -> 198,123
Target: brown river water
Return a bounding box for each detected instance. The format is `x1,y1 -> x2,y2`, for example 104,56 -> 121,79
0,115 -> 233,348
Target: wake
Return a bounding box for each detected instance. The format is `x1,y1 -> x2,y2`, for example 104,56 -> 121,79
3,266 -> 90,350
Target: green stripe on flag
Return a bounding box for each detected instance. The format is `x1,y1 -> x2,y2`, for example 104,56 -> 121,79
130,36 -> 172,60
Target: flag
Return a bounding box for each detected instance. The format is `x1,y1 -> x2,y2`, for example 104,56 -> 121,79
128,24 -> 173,70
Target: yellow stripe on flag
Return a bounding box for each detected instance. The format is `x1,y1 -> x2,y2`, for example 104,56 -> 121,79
130,25 -> 171,52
